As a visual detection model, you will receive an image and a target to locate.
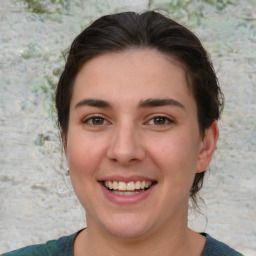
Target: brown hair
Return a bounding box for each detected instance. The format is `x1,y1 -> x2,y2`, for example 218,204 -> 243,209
56,11 -> 224,206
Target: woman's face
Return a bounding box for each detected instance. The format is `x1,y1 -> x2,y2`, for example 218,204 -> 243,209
65,49 -> 215,239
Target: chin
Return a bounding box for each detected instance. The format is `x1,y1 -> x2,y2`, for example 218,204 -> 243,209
107,225 -> 151,240
100,212 -> 154,240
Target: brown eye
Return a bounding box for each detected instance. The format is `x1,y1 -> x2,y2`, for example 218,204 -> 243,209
149,116 -> 173,126
83,116 -> 107,125
146,115 -> 174,127
91,117 -> 105,125
153,117 -> 167,125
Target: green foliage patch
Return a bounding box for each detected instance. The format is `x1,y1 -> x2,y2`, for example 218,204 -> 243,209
21,42 -> 42,59
18,0 -> 78,14
150,0 -> 239,25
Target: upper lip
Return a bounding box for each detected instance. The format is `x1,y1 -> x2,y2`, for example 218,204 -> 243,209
98,175 -> 156,183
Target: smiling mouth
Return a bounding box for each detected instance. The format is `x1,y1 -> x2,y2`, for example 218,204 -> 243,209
103,180 -> 155,195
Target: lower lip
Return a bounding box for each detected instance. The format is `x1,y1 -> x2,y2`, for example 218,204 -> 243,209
100,183 -> 155,205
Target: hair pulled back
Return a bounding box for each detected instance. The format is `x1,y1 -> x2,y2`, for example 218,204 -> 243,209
55,11 -> 224,206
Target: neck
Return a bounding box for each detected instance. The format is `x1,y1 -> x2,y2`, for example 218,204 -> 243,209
74,217 -> 205,256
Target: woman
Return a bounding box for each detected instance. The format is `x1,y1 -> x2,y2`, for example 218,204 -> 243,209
2,11 -> 243,256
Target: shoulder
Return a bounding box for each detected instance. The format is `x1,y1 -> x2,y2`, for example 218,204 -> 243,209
1,231 -> 79,256
201,233 -> 244,256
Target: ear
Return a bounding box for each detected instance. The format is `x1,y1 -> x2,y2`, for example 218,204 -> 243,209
196,120 -> 219,173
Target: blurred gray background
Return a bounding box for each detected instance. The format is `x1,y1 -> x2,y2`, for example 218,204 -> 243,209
0,0 -> 255,255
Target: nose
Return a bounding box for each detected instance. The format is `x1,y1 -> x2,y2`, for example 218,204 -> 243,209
106,123 -> 146,165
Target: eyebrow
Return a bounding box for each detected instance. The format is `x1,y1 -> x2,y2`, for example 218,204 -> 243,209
75,98 -> 111,109
139,98 -> 185,109
74,98 -> 185,110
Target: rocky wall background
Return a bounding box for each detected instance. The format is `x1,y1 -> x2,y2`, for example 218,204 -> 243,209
0,0 -> 255,255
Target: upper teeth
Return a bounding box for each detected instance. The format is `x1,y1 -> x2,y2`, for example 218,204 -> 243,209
104,181 -> 152,191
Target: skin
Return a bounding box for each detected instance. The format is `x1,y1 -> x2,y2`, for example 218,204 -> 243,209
63,49 -> 219,256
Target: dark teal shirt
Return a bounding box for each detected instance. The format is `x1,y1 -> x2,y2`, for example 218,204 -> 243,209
1,231 -> 243,256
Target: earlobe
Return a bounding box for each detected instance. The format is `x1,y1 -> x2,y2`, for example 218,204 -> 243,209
196,120 -> 219,173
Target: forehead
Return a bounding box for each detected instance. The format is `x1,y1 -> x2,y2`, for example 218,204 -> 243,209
71,49 -> 195,111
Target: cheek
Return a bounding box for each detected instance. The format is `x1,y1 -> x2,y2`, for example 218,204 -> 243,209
66,133 -> 105,175
66,134 -> 106,206
148,132 -> 200,181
